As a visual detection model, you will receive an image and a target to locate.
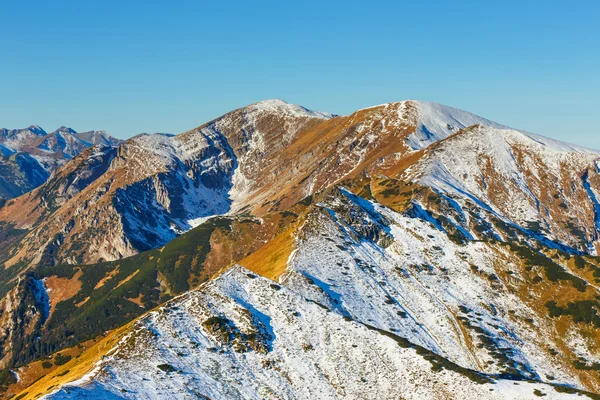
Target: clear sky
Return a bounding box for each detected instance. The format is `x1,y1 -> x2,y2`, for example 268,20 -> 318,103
1,0 -> 599,148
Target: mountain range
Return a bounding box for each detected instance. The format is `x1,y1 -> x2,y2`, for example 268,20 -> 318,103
0,126 -> 122,201
0,99 -> 599,399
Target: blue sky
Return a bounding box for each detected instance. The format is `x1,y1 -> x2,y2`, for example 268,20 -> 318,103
1,0 -> 599,148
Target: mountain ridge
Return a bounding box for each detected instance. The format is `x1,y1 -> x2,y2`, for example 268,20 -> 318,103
0,99 -> 599,399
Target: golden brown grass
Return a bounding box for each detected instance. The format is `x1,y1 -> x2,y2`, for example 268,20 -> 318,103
44,269 -> 83,317
93,267 -> 120,290
239,225 -> 296,281
12,323 -> 131,400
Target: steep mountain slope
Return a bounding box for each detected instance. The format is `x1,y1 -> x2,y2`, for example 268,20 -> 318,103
10,186 -> 600,399
0,100 -> 335,267
0,126 -> 47,150
1,99 -> 600,399
0,202 -> 306,369
407,125 -> 600,253
72,129 -> 122,147
0,153 -> 48,201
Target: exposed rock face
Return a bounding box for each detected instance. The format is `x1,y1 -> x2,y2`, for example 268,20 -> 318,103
1,100 -> 599,277
0,276 -> 49,368
2,99 -> 600,399
409,125 -> 600,253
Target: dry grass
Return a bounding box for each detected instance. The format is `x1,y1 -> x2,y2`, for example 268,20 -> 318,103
11,323 -> 131,400
113,270 -> 139,290
44,269 -> 83,316
126,294 -> 144,307
239,225 -> 296,281
93,267 -> 120,290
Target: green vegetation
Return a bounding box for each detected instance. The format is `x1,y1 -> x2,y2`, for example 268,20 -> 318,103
507,242 -> 587,292
4,217 -> 233,368
53,353 -> 71,366
157,363 -> 177,373
572,255 -> 600,284
362,323 -> 493,384
546,300 -> 600,328
573,359 -> 600,371
0,369 -> 16,392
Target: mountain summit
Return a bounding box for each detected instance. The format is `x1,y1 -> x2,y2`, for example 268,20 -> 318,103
1,100 -> 599,399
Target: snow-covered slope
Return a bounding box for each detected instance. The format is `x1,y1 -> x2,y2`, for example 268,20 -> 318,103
0,100 -> 333,266
73,130 -> 123,147
399,101 -> 511,149
2,98 -> 600,283
42,265 -> 587,400
0,125 -> 47,149
22,187 -> 600,399
408,125 -> 600,253
36,127 -> 90,158
282,189 -> 599,387
4,99 -> 600,399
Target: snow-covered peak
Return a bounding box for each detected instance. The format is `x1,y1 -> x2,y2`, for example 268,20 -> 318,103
354,99 -> 599,155
246,99 -> 335,120
26,125 -> 47,135
0,125 -> 47,141
50,126 -> 77,135
518,130 -> 600,154
401,100 -> 511,150
409,123 -> 600,252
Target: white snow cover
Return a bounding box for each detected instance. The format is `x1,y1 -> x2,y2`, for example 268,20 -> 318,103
402,101 -> 510,150
283,190 -> 591,385
123,131 -> 235,231
45,265 -> 582,400
15,99 -> 600,398
44,190 -> 595,399
385,100 -> 600,154
246,99 -> 335,120
403,121 -> 600,253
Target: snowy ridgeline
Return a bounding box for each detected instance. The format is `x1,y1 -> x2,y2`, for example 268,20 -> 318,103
407,121 -> 600,253
45,268 -> 581,400
124,100 -> 600,252
45,190 -> 595,399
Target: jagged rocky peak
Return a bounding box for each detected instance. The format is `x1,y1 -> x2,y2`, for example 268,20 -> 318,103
1,99 -> 599,268
0,124 -> 123,201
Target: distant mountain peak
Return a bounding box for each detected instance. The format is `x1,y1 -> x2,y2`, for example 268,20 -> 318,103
51,126 -> 77,135
247,98 -> 335,120
26,125 -> 47,135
